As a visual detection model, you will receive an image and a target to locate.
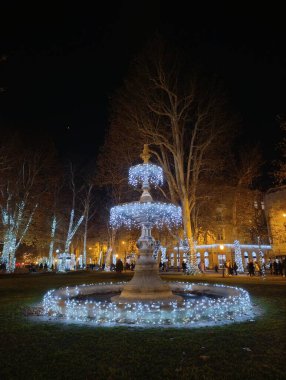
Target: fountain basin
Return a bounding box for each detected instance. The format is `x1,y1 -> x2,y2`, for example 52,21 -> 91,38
42,281 -> 254,328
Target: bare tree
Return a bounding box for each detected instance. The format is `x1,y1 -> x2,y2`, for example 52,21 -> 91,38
110,40 -> 234,273
95,130 -> 142,268
58,163 -> 86,271
0,139 -> 55,272
82,183 -> 97,268
46,183 -> 62,270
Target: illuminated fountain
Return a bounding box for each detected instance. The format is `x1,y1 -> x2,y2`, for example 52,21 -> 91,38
110,144 -> 182,303
41,146 -> 254,327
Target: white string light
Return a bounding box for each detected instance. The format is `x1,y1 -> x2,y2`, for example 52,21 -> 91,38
128,164 -> 163,188
190,244 -> 271,250
234,240 -> 245,273
110,202 -> 182,229
42,281 -> 254,327
40,150 -> 255,329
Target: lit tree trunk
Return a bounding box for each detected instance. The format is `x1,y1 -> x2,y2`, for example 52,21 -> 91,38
234,240 -> 244,273
82,184 -> 94,269
60,209 -> 84,271
1,229 -> 17,273
104,247 -> 113,270
105,228 -> 116,270
48,215 -> 57,270
59,163 -> 85,271
181,196 -> 197,273
1,203 -> 37,273
82,216 -> 88,268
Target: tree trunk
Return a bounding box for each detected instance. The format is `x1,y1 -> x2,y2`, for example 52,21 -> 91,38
48,216 -> 57,270
182,197 -> 199,274
1,229 -> 17,273
83,215 -> 88,268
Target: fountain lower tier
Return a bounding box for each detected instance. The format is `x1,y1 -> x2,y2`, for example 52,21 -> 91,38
42,282 -> 255,328
111,245 -> 182,303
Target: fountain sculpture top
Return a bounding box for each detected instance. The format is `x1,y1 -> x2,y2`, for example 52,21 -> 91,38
128,144 -> 163,193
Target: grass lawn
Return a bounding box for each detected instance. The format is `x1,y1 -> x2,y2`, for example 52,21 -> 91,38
0,271 -> 285,380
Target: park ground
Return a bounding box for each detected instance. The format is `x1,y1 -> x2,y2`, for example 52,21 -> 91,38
0,271 -> 285,380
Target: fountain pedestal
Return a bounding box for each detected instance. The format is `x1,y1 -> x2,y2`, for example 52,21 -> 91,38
112,224 -> 182,303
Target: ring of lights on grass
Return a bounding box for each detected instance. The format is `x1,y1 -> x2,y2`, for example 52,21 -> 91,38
42,282 -> 254,327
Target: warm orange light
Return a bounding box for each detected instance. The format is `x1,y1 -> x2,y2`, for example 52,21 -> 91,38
219,244 -> 224,250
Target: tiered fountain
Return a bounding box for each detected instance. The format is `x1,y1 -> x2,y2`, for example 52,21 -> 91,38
41,146 -> 254,327
110,144 -> 182,303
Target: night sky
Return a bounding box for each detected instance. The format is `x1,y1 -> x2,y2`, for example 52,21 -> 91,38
0,3 -> 285,165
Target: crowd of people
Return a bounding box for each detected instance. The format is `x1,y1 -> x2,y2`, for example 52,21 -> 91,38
267,258 -> 286,276
103,257 -> 286,277
1,256 -> 286,277
114,259 -> 135,273
223,260 -> 238,276
223,258 -> 286,277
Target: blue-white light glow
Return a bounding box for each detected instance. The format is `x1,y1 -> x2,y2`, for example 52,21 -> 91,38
42,281 -> 254,328
110,202 -> 182,229
129,163 -> 163,188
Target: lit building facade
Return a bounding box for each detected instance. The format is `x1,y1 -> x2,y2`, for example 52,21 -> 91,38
264,186 -> 286,258
168,185 -> 272,270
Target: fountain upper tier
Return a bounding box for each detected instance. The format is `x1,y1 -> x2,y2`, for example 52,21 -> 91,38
110,201 -> 182,230
110,144 -> 181,230
128,163 -> 163,189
